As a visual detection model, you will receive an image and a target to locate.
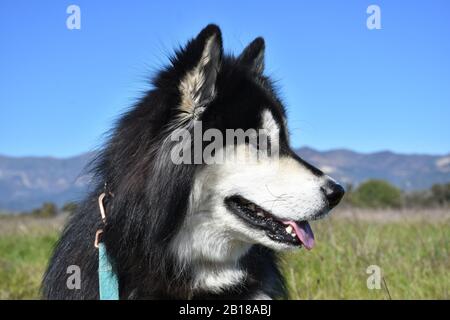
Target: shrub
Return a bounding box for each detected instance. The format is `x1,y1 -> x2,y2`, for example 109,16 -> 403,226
430,183 -> 450,206
31,202 -> 57,218
61,202 -> 78,213
350,179 -> 402,209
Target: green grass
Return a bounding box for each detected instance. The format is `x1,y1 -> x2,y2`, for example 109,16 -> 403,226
0,232 -> 58,299
0,212 -> 449,299
283,217 -> 450,299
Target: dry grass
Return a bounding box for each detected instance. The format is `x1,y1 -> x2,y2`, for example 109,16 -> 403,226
334,207 -> 450,223
0,214 -> 66,236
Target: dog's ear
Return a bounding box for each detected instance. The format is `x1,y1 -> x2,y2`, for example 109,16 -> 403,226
238,37 -> 265,74
177,24 -> 223,120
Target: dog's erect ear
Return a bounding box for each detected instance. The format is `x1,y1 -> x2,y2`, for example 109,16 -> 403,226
238,37 -> 265,74
177,24 -> 223,120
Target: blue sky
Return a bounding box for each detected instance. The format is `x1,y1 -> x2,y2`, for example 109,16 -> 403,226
1,0 -> 449,157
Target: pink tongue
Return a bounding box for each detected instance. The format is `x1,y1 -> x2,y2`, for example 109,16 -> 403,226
282,220 -> 315,250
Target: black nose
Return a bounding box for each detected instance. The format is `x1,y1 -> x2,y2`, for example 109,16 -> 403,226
321,181 -> 345,209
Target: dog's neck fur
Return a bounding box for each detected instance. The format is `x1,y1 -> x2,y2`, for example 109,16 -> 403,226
170,218 -> 252,294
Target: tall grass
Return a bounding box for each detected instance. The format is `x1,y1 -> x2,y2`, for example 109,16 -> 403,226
0,215 -> 61,299
0,233 -> 58,299
282,214 -> 450,299
0,210 -> 448,299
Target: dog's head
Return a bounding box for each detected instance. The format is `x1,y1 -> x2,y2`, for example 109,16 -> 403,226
158,25 -> 344,258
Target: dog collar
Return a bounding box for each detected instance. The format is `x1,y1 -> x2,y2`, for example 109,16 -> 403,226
98,242 -> 119,300
95,190 -> 119,300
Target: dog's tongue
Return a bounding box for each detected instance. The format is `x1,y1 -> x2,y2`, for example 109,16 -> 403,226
282,220 -> 315,250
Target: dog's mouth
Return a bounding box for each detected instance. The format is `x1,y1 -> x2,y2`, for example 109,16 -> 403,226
224,195 -> 315,249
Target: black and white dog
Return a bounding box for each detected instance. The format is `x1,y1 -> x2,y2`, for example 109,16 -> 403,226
42,25 -> 344,300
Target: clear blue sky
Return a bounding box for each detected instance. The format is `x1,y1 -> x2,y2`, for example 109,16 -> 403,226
1,0 -> 449,157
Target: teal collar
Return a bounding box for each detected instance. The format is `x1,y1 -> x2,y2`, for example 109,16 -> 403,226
95,189 -> 119,300
98,242 -> 119,300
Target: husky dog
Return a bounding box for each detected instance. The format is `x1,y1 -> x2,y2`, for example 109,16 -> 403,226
42,24 -> 344,300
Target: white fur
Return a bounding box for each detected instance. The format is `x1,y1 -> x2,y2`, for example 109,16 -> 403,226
252,292 -> 272,300
261,109 -> 280,146
191,264 -> 246,293
170,174 -> 251,292
185,148 -> 328,252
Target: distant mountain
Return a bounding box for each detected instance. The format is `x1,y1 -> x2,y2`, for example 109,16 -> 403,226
0,153 -> 95,212
1,148 -> 449,212
296,147 -> 450,191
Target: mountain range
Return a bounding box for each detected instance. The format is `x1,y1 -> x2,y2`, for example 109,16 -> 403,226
1,148 -> 449,212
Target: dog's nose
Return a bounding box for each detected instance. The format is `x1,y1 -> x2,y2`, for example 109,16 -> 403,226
321,181 -> 345,209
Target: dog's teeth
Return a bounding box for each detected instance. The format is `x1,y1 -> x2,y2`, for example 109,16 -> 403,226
256,211 -> 264,217
285,225 -> 293,234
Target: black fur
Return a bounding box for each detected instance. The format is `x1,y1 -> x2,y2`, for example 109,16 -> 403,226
42,24 -> 310,300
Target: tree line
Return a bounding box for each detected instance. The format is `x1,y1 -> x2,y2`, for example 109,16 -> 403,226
343,180 -> 450,209
21,202 -> 78,218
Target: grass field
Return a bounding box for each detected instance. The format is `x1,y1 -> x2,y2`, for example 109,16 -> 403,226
0,215 -> 62,299
0,209 -> 449,299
